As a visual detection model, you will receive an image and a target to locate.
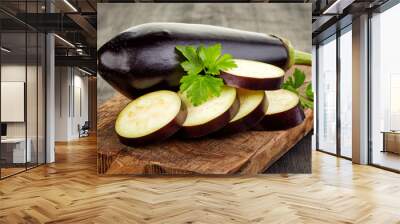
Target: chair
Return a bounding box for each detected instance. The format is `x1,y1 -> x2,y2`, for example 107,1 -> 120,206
78,121 -> 90,138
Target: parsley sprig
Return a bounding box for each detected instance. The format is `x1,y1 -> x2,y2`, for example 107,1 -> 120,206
176,44 -> 237,106
282,68 -> 314,109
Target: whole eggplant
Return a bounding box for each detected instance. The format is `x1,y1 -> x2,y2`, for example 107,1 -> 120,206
98,23 -> 310,99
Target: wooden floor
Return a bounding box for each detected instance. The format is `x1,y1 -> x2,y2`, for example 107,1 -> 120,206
1,167 -> 26,178
0,136 -> 400,223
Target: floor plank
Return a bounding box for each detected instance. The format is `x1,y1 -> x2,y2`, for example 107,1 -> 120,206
1,135 -> 400,224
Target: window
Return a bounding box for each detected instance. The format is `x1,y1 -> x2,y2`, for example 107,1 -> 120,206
317,36 -> 337,154
370,3 -> 400,171
0,2 -> 46,179
339,27 -> 352,158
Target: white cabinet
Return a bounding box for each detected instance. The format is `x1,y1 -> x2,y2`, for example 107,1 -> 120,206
1,138 -> 32,163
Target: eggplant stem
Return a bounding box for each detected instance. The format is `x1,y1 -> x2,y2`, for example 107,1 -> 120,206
294,50 -> 312,66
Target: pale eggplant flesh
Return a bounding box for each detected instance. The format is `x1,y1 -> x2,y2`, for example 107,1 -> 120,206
219,89 -> 268,135
257,89 -> 305,131
98,23 -> 309,99
115,90 -> 187,146
179,86 -> 239,138
221,59 -> 285,90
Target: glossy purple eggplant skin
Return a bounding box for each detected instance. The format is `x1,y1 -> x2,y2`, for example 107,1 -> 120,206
179,96 -> 240,138
218,92 -> 268,135
257,104 -> 305,131
220,71 -> 284,90
98,23 -> 289,99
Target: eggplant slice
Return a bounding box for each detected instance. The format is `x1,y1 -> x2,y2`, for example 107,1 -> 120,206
259,89 -> 305,131
115,90 -> 187,146
221,59 -> 285,90
219,89 -> 268,135
179,86 -> 239,138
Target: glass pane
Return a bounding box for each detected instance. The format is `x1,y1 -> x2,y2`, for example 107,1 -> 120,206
1,30 -> 27,177
0,1 -> 46,178
371,4 -> 400,171
339,29 -> 352,158
317,37 -> 337,154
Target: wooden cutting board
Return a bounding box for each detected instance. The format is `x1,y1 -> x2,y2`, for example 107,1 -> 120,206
97,94 -> 313,175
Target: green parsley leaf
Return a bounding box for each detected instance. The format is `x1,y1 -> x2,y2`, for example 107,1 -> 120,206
286,76 -> 295,87
176,45 -> 199,64
293,68 -> 306,89
179,74 -> 224,106
198,44 -> 221,69
300,97 -> 314,109
305,83 -> 314,100
180,60 -> 203,76
282,68 -> 314,109
176,45 -> 204,76
214,54 -> 236,73
176,44 -> 237,106
284,85 -> 299,95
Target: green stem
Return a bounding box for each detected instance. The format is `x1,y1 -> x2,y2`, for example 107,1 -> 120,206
294,50 -> 312,66
278,37 -> 312,69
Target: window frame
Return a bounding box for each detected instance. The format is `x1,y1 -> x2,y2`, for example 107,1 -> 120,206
315,24 -> 353,161
367,0 -> 400,173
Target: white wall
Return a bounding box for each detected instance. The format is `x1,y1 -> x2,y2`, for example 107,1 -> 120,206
54,67 -> 89,141
72,73 -> 89,138
55,67 -> 69,141
1,64 -> 43,138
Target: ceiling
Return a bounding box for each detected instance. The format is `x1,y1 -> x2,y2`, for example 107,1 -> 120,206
311,0 -> 390,44
0,0 -> 97,73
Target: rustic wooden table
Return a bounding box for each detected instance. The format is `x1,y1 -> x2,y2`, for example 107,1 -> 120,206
97,92 -> 313,175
